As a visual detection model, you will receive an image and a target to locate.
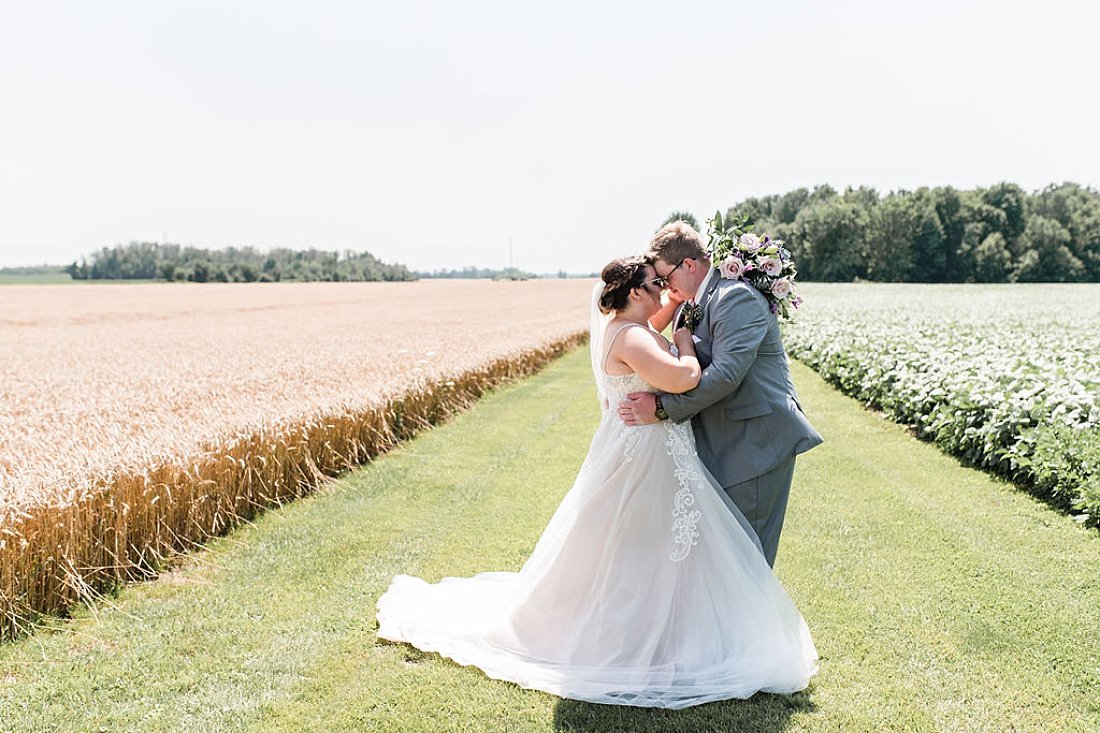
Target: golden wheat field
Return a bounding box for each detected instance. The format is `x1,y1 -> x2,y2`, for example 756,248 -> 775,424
0,279 -> 594,637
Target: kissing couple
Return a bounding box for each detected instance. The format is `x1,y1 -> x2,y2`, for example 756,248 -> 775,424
377,220 -> 823,708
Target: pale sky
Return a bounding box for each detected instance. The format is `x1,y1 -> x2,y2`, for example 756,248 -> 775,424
1,1 -> 1097,273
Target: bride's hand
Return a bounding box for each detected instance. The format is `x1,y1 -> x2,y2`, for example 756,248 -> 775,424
672,327 -> 695,355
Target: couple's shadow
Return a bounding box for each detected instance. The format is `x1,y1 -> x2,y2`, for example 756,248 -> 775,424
551,689 -> 815,733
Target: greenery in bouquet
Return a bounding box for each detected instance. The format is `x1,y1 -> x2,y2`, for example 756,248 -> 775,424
706,210 -> 801,319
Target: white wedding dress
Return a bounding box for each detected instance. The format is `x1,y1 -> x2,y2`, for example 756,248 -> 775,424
376,314 -> 818,708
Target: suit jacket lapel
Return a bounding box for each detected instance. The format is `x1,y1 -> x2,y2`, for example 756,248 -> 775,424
672,301 -> 686,330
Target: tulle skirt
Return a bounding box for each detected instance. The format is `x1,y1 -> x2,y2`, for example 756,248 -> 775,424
376,414 -> 817,708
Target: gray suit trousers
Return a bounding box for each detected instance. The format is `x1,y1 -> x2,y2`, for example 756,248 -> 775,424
723,456 -> 796,568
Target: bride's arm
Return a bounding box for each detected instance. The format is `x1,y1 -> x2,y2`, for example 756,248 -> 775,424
609,328 -> 700,394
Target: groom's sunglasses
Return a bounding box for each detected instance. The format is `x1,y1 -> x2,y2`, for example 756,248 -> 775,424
650,259 -> 686,290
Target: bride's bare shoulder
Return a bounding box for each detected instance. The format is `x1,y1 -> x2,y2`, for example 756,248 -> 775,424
612,321 -> 667,346
613,324 -> 675,362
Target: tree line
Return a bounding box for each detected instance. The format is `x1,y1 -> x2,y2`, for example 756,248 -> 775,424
416,266 -> 537,280
713,182 -> 1099,282
66,243 -> 415,282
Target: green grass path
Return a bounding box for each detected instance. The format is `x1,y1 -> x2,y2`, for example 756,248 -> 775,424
2,349 -> 1098,732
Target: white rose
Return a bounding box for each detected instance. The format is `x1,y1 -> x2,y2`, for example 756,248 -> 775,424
760,256 -> 783,277
771,277 -> 792,298
719,256 -> 745,279
739,233 -> 761,251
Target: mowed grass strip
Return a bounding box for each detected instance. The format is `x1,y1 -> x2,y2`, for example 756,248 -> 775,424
1,350 -> 1098,732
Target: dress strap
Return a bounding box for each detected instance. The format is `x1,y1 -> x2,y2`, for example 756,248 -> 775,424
602,322 -> 649,373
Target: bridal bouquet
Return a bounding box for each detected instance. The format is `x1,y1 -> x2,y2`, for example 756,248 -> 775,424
706,211 -> 802,320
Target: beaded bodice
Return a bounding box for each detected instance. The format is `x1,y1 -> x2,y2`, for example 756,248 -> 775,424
599,372 -> 652,401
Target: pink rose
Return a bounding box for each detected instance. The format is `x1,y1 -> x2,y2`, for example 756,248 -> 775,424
771,277 -> 792,298
760,256 -> 783,276
718,256 -> 745,279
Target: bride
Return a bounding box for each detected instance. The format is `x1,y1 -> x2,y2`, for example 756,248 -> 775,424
376,256 -> 818,708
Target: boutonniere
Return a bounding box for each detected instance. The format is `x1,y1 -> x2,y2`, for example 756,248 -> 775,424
681,301 -> 703,332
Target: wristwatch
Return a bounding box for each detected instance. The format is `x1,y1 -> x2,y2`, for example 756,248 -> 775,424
654,395 -> 669,421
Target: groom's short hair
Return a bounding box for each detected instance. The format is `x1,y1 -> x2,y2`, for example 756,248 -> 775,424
648,221 -> 709,264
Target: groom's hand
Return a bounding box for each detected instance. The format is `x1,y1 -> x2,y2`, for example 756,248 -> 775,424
618,392 -> 659,426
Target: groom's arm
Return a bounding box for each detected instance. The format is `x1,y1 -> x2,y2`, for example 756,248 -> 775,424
658,286 -> 768,424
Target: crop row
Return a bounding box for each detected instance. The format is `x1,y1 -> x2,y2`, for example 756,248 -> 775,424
784,284 -> 1100,526
0,279 -> 594,640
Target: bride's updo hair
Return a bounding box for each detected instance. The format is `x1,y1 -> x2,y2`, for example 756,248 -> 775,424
599,256 -> 650,314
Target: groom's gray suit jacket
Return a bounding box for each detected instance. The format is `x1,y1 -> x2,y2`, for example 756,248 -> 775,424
660,275 -> 823,489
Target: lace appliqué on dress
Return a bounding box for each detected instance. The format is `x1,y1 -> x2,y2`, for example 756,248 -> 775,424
602,373 -> 643,463
665,421 -> 703,562
622,426 -> 640,463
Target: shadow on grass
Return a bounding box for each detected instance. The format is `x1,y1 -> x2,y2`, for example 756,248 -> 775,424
551,689 -> 816,733
378,635 -> 817,732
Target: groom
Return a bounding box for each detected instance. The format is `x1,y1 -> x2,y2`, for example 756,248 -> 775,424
617,221 -> 822,567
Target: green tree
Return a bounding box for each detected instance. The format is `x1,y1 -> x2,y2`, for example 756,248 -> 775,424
69,244 -> 413,282
808,184 -> 838,205
774,188 -> 811,224
1030,183 -> 1100,281
866,193 -> 916,282
658,211 -> 700,231
903,190 -> 946,282
726,197 -> 778,232
1014,216 -> 1084,282
982,182 -> 1028,242
970,232 -> 1014,283
931,187 -> 965,281
721,180 -> 1100,284
791,198 -> 869,281
190,261 -> 211,283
